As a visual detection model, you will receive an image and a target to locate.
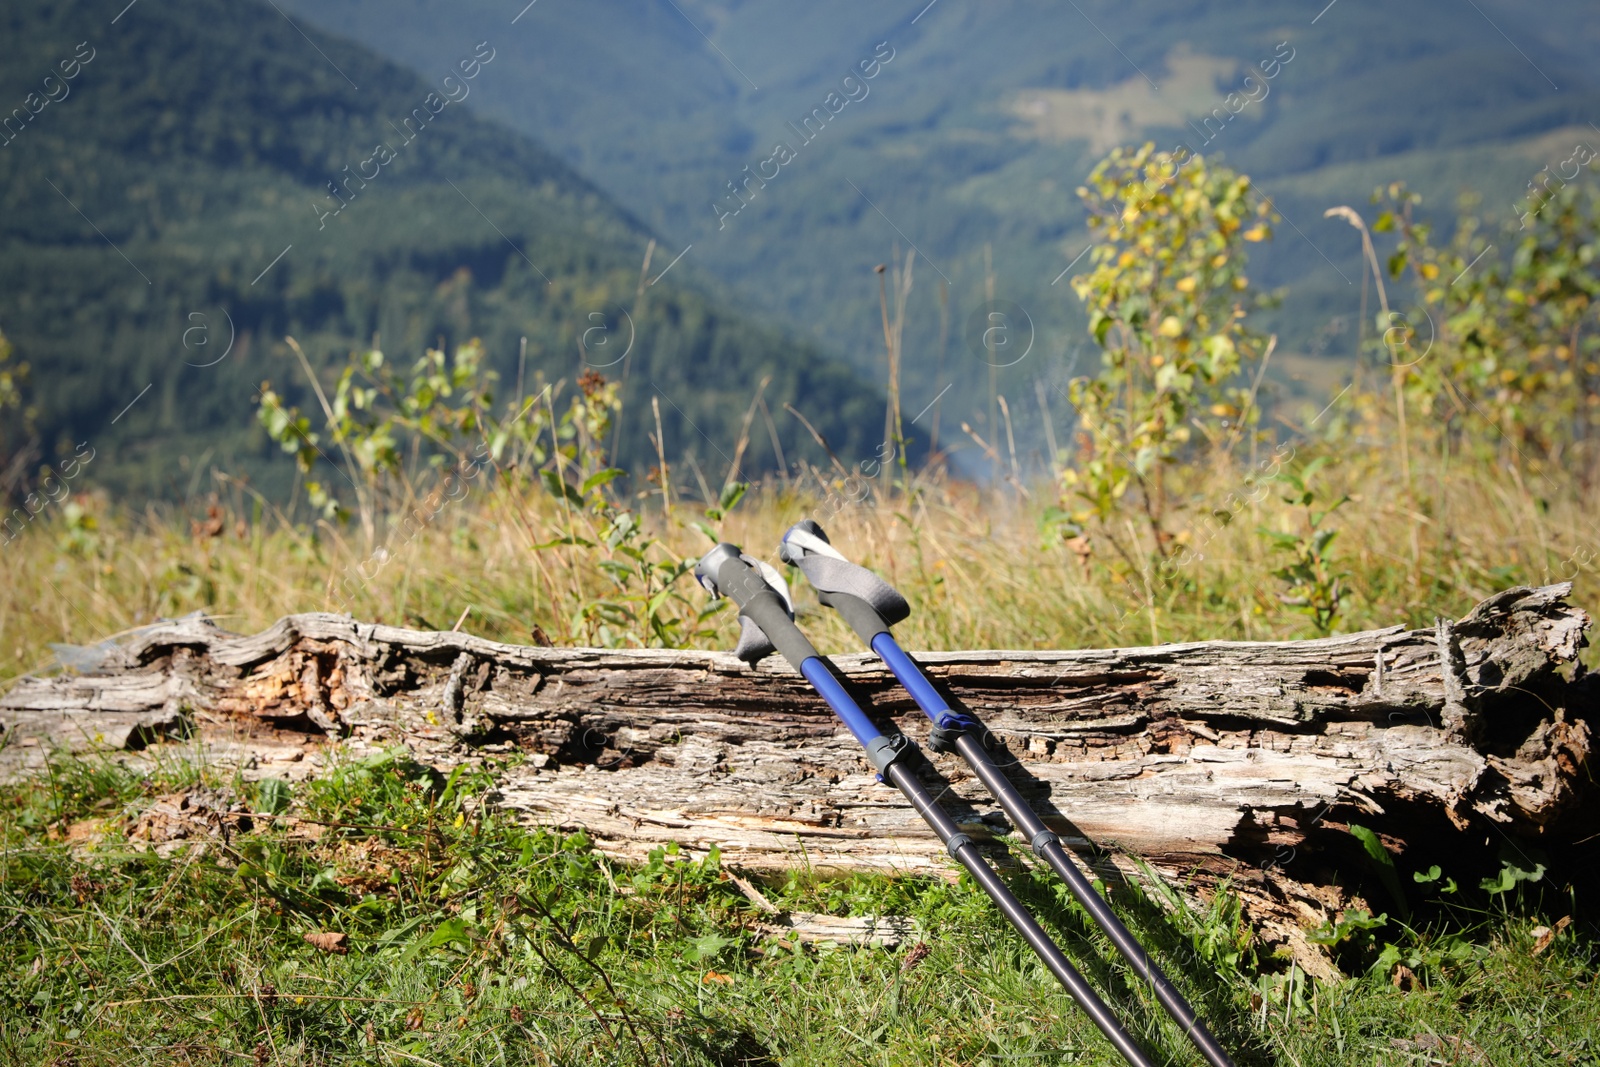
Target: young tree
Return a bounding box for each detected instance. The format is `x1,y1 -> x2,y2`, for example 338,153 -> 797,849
1064,144 -> 1274,561
1375,181 -> 1600,468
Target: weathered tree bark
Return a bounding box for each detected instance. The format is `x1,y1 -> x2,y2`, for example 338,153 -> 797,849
3,584 -> 1593,975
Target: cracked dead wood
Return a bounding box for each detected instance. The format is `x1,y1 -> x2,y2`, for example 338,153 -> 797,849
3,583 -> 1593,975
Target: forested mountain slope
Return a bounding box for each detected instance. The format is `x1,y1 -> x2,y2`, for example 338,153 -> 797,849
0,0 -> 884,497
277,0 -> 1600,458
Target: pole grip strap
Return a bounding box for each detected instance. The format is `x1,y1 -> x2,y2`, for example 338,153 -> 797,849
779,522 -> 910,626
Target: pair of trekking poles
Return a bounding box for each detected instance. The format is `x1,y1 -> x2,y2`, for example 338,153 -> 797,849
695,521 -> 1235,1067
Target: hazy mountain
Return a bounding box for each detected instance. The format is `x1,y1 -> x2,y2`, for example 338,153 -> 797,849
274,0 -> 1600,470
0,0 -> 886,498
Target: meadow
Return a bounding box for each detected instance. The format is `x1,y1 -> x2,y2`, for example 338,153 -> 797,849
2,414 -> 1597,1064
3,147 -> 1598,1064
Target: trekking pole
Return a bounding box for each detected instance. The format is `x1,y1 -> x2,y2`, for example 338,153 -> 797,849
694,542 -> 1159,1067
778,520 -> 1237,1067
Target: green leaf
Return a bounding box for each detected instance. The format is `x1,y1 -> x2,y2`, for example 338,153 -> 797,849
717,481 -> 748,514
646,586 -> 674,617
429,917 -> 474,949
1091,311 -> 1114,347
533,535 -> 596,550
1412,864 -> 1459,895
1369,941 -> 1403,976
540,469 -> 583,505
684,932 -> 734,962
1038,506 -> 1082,540
597,560 -> 633,582
581,468 -> 625,496
604,512 -> 639,549
1349,824 -> 1409,919
437,765 -> 467,810
584,601 -> 632,626
1133,445 -> 1157,476
1306,907 -> 1387,946
396,917 -> 471,965
1257,528 -> 1302,549
255,778 -> 292,815
1479,859 -> 1545,896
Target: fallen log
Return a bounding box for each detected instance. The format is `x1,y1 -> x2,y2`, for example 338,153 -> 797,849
2,584 -> 1593,975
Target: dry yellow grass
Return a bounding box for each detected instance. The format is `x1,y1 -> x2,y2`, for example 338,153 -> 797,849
2,430 -> 1595,689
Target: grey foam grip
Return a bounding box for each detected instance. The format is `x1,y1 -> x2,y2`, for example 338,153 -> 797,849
818,589 -> 894,643
715,556 -> 816,668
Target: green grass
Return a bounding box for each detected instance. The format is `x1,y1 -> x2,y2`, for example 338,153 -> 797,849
1,746 -> 1593,1066
3,344 -> 1598,1063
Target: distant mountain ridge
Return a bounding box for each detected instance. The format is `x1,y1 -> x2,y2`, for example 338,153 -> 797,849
0,0 -> 885,498
274,0 -> 1600,469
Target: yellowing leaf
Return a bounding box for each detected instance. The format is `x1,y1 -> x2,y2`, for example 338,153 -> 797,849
1157,316 -> 1184,338
1203,334 -> 1237,361
1175,276 -> 1197,293
1242,225 -> 1268,242
304,931 -> 348,955
1419,262 -> 1439,280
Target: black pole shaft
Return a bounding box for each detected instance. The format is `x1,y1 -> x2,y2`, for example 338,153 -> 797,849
883,761 -> 1158,1067
699,543 -> 1158,1067
777,524 -> 1235,1064
953,733 -> 1236,1067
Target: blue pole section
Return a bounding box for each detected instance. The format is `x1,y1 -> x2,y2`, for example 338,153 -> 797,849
799,657 -> 883,748
871,633 -> 980,735
870,633 -> 948,719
